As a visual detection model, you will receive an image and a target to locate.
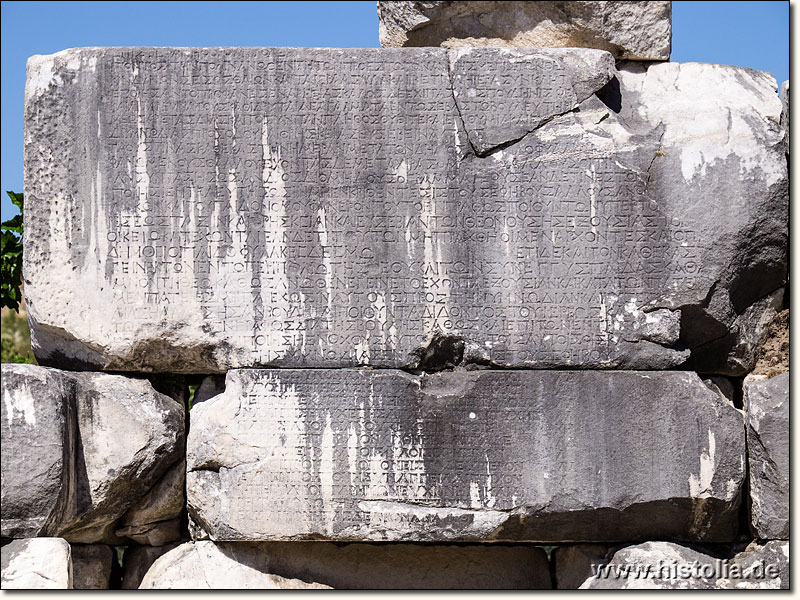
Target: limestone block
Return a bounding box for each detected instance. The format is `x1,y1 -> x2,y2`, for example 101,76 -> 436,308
138,540 -> 549,589
0,538 -> 72,589
0,364 -> 184,544
377,1 -> 672,60
744,372 -> 789,539
139,542 -> 330,589
187,369 -> 745,542
1,364 -> 76,539
24,48 -> 786,373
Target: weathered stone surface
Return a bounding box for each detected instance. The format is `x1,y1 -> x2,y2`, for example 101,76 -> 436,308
553,544 -> 610,589
613,61 -> 788,375
139,542 -> 330,589
1,364 -> 184,543
744,373 -> 789,539
717,540 -> 789,589
188,369 -> 744,542
24,48 -> 786,373
1,364 -> 76,539
751,307 -> 789,377
139,540 -> 547,589
70,544 -> 112,590
781,80 -> 789,153
1,538 -> 72,589
377,1 -> 672,61
115,460 -> 186,545
579,540 -> 789,589
121,543 -> 180,590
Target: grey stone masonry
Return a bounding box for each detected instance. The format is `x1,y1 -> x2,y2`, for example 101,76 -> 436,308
187,369 -> 745,543
24,47 -> 787,374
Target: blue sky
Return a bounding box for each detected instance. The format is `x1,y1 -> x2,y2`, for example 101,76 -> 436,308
0,0 -> 789,220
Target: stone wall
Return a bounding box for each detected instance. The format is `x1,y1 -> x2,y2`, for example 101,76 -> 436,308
1,1 -> 789,589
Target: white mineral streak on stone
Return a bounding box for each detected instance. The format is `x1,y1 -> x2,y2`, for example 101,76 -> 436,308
620,63 -> 784,186
261,120 -> 292,359
484,450 -> 497,508
3,385 -> 38,427
135,98 -> 149,204
469,481 -> 482,509
320,414 -> 335,535
316,206 -> 334,321
689,429 -> 717,499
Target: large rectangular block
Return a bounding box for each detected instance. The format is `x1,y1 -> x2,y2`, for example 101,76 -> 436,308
24,47 -> 787,373
187,369 -> 745,542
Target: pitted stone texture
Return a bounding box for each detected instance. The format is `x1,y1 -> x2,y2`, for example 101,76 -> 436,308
139,540 -> 549,589
121,543 -> 180,590
378,1 -> 671,60
744,373 -> 788,539
187,369 -> 744,543
0,364 -> 184,544
1,364 -> 76,539
139,542 -> 331,589
613,61 -> 788,375
24,48 -> 786,373
70,544 -> 113,590
579,540 -> 789,589
1,538 -> 72,589
553,544 -> 610,589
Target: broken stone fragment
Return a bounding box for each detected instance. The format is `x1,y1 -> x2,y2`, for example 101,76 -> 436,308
579,540 -> 789,589
139,542 -> 331,589
139,540 -> 549,589
70,544 -> 113,590
24,47 -> 785,373
1,364 -> 185,544
377,1 -> 672,61
187,369 -> 745,543
744,372 -> 789,540
0,538 -> 73,589
449,47 -> 615,154
115,460 -> 186,545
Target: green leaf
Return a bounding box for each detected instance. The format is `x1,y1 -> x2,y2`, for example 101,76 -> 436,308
5,191 -> 23,213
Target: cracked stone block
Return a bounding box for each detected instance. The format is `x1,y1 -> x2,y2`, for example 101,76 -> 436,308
24,48 -> 786,373
139,542 -> 331,589
1,538 -> 73,589
0,364 -> 184,544
579,540 -> 789,589
70,544 -> 113,590
744,372 -> 788,539
139,540 -> 548,589
553,544 -> 610,589
377,1 -> 672,61
187,369 -> 744,543
612,61 -> 788,375
121,543 -> 180,589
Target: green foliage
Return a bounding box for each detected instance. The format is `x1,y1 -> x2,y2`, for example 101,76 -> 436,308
187,383 -> 200,410
1,306 -> 36,364
1,191 -> 24,311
